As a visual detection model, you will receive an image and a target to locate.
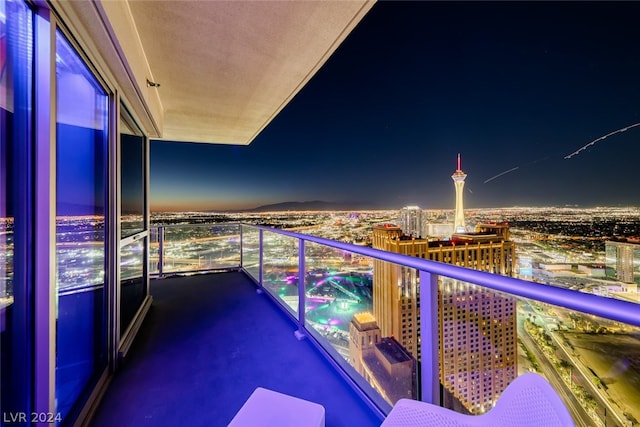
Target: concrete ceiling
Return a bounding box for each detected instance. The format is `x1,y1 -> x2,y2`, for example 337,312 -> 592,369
123,0 -> 375,145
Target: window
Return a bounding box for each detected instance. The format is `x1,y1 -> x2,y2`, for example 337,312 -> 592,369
55,30 -> 108,423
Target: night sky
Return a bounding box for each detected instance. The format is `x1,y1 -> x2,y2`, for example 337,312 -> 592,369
150,1 -> 640,212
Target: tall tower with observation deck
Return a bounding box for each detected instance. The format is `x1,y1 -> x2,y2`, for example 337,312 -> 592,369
452,153 -> 467,233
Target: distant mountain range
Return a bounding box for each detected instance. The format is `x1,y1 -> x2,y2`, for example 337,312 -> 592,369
239,200 -> 382,212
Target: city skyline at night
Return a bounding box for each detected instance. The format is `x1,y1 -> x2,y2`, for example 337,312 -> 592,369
150,2 -> 640,212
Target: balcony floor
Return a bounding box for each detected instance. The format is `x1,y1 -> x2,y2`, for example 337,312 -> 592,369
91,271 -> 382,427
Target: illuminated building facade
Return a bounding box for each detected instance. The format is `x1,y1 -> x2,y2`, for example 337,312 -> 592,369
371,222 -> 517,414
349,312 -> 415,404
349,312 -> 382,375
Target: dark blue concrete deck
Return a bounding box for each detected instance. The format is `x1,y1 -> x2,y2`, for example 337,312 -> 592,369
90,271 -> 382,427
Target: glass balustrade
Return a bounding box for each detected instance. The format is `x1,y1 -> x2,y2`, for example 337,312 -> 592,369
156,221 -> 640,421
436,278 -> 518,415
515,296 -> 640,427
261,230 -> 299,318
240,225 -> 260,281
303,241 -> 418,410
152,224 -> 241,276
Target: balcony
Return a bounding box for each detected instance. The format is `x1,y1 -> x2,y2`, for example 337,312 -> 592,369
91,271 -> 381,426
91,223 -> 640,427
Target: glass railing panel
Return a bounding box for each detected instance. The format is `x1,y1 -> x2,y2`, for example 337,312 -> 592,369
436,276 -> 640,426
160,223 -> 240,275
437,278 -> 518,415
303,241 -> 418,409
262,230 -> 299,318
241,225 -> 260,281
516,295 -> 640,427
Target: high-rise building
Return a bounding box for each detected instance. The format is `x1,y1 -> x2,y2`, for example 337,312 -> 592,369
371,224 -> 517,414
452,153 -> 467,233
398,205 -> 427,238
349,312 -> 415,404
371,224 -> 421,358
605,239 -> 640,286
367,159 -> 517,414
349,312 -> 382,375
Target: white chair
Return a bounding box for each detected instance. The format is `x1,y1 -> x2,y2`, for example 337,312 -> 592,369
381,373 -> 575,427
228,387 -> 325,427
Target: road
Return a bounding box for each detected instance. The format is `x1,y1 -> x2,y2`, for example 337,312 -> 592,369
552,331 -> 627,427
519,323 -> 593,427
520,301 -> 628,426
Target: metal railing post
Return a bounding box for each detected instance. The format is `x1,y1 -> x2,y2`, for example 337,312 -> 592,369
238,223 -> 243,268
257,228 -> 264,294
259,229 -> 264,285
295,239 -> 306,340
419,270 -> 440,405
158,226 -> 164,278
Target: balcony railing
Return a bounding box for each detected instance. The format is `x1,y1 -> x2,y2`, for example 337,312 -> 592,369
149,223 -> 640,426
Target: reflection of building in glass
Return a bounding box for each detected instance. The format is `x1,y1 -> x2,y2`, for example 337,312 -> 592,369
606,239 -> 640,287
398,206 -> 427,238
371,222 -> 517,414
0,219 -> 13,304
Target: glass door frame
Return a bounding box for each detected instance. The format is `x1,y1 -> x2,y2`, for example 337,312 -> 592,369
27,1 -> 155,423
116,102 -> 151,363
32,5 -> 118,424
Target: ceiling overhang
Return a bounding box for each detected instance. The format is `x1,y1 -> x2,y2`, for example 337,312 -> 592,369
54,0 -> 375,145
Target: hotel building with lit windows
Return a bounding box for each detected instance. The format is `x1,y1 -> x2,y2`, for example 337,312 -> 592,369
370,221 -> 517,414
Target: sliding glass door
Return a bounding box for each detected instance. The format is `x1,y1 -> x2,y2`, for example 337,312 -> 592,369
119,107 -> 149,341
55,30 -> 108,424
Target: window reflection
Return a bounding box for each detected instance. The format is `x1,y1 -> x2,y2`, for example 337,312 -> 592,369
0,0 -> 30,309
55,32 -> 107,291
120,237 -> 145,336
121,132 -> 144,238
55,30 -> 108,423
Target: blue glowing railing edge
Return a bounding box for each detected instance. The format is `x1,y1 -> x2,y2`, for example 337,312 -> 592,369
247,224 -> 640,328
